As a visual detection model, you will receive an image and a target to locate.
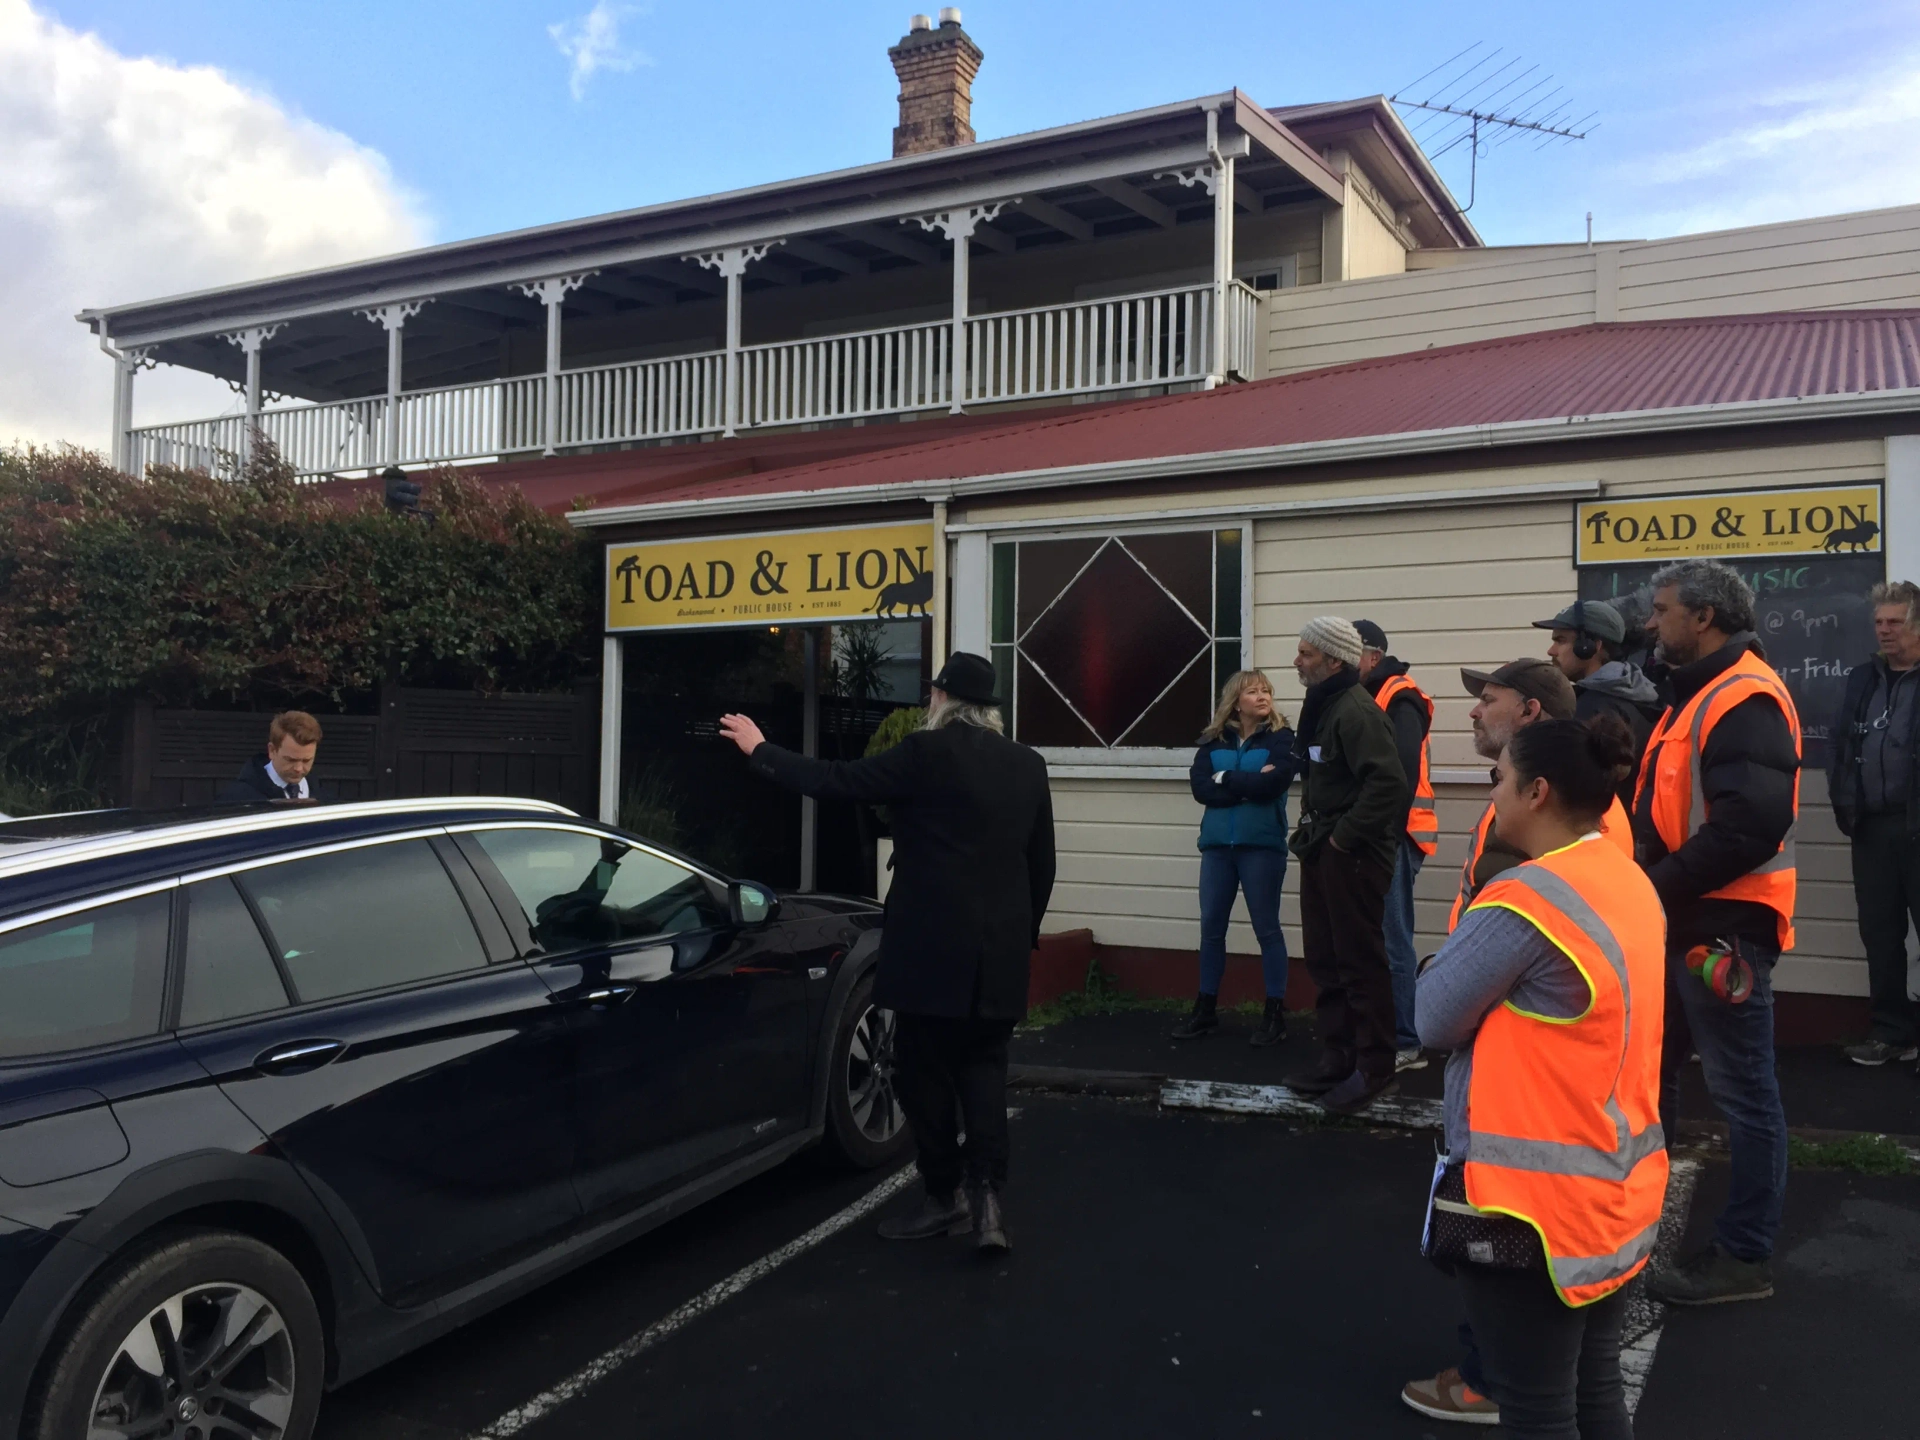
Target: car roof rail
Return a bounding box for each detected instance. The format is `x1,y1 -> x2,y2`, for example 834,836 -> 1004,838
0,796 -> 579,882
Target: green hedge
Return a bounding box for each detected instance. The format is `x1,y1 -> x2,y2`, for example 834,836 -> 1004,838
0,441 -> 597,799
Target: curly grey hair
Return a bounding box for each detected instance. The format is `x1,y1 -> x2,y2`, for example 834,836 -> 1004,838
925,693 -> 1005,734
1650,558 -> 1755,635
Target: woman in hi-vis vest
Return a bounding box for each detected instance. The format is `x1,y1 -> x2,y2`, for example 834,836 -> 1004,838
1416,715 -> 1667,1440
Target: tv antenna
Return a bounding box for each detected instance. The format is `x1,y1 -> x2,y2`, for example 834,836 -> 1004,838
1391,44 -> 1596,213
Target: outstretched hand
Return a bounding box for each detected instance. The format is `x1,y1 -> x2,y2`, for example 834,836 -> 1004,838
718,713 -> 766,756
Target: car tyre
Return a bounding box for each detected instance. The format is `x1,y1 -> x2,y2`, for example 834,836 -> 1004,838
822,973 -> 913,1169
27,1228 -> 325,1440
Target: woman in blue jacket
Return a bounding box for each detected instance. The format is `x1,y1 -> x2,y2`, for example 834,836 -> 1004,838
1174,669 -> 1296,1045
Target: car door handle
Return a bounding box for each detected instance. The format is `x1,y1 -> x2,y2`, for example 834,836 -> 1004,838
254,1039 -> 345,1074
576,985 -> 637,1007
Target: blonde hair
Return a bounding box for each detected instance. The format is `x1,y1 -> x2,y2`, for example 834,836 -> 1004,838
1201,669 -> 1286,742
926,692 -> 1005,734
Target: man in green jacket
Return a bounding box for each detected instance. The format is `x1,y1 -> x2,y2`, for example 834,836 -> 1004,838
1286,616 -> 1411,1114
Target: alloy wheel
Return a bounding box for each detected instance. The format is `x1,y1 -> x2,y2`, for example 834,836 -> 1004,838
846,1003 -> 905,1143
88,1282 -> 296,1440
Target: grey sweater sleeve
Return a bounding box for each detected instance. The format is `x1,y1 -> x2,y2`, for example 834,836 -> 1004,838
1416,905 -> 1589,1051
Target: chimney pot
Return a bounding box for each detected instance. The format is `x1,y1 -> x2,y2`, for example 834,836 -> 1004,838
888,12 -> 983,157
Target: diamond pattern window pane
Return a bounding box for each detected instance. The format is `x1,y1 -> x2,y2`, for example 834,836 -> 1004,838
1010,530 -> 1228,749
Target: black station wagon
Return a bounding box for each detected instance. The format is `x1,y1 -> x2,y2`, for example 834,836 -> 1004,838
0,798 -> 904,1440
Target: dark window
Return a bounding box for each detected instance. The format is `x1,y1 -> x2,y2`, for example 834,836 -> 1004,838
240,840 -> 487,1003
471,829 -> 726,954
179,877 -> 290,1027
989,528 -> 1244,747
0,892 -> 170,1057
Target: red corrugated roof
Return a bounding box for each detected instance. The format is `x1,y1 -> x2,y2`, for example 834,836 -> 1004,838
511,311 -> 1920,516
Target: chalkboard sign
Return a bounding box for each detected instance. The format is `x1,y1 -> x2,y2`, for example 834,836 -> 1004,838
1578,553 -> 1882,767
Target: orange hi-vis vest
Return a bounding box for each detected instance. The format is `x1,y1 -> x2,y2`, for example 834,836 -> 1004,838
1463,834 -> 1670,1307
1374,674 -> 1438,856
1634,648 -> 1801,951
1448,794 -> 1631,933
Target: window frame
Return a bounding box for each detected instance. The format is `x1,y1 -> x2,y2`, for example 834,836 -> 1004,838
986,517 -> 1255,761
445,821 -> 733,960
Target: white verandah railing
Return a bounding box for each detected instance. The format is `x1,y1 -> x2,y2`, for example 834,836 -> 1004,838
128,281 -> 1260,479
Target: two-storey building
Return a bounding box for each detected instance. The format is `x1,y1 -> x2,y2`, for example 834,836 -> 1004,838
79,13 -> 1920,1033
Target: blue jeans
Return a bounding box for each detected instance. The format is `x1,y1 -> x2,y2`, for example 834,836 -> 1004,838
1198,845 -> 1290,998
1659,939 -> 1788,1261
1385,836 -> 1425,1051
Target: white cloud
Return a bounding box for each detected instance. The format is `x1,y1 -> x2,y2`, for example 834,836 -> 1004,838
0,0 -> 425,450
549,2 -> 650,102
1612,46 -> 1920,236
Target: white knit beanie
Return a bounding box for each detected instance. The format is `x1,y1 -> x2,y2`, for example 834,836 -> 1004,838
1300,615 -> 1364,668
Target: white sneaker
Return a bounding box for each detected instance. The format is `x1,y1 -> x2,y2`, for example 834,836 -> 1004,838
1395,1047 -> 1429,1072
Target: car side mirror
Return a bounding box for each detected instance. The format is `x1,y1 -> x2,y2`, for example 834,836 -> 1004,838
730,881 -> 777,926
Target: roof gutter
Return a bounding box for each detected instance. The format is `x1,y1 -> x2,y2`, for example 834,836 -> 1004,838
565,386 -> 1920,530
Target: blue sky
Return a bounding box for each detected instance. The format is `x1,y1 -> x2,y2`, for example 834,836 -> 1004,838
35,0 -> 1920,246
4,0 -> 1918,446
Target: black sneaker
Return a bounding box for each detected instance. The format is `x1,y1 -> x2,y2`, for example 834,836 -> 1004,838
1170,993 -> 1219,1040
1248,997 -> 1287,1047
1843,1039 -> 1918,1066
1645,1243 -> 1773,1305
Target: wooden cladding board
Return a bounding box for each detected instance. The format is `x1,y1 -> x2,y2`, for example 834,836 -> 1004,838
1265,203 -> 1920,375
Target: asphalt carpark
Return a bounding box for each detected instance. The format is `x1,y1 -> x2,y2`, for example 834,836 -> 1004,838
314,1017 -> 1915,1440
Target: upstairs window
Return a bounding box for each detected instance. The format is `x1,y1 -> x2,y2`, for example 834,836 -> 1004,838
989,528 -> 1244,748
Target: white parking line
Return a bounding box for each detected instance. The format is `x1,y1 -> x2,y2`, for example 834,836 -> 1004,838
1621,1155 -> 1702,1416
465,1165 -> 916,1440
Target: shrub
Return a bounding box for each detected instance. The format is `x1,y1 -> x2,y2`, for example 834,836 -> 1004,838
0,440 -> 596,718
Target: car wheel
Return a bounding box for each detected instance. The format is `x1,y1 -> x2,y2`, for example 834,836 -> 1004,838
28,1229 -> 324,1440
822,975 -> 912,1169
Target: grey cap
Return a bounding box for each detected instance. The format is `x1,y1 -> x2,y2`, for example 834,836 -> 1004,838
1531,601 -> 1625,644
1460,657 -> 1578,720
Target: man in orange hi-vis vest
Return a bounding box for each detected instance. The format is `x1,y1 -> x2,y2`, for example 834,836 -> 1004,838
1355,621 -> 1438,1073
1634,559 -> 1799,1309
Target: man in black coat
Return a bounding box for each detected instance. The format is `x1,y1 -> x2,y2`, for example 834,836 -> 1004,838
719,651 -> 1054,1252
1829,579 -> 1920,1067
215,711 -> 329,803
1533,600 -> 1664,805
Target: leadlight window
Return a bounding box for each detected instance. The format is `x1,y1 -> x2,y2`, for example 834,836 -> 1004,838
989,529 -> 1243,748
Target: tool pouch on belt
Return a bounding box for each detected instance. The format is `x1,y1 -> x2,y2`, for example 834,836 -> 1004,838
1422,1162 -> 1544,1275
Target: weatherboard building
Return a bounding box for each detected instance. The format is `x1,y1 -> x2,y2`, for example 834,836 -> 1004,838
79,13 -> 1920,1033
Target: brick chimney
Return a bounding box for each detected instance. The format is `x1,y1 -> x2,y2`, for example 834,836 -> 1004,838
888,9 -> 983,157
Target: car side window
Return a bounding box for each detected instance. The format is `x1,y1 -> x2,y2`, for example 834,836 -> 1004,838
238,839 -> 488,1004
471,829 -> 727,955
0,891 -> 170,1057
179,876 -> 291,1028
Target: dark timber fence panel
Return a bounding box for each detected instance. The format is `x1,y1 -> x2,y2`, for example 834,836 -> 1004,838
119,684 -> 597,816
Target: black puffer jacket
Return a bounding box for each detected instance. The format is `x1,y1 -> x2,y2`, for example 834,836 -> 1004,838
1630,634 -> 1799,950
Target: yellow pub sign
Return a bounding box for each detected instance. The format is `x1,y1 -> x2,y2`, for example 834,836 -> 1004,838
606,521 -> 937,632
1574,485 -> 1882,565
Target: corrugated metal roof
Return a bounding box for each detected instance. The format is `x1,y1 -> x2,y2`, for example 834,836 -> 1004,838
559,310 -> 1920,515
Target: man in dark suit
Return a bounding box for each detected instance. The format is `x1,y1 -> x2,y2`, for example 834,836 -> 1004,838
720,651 -> 1054,1253
216,711 -> 328,803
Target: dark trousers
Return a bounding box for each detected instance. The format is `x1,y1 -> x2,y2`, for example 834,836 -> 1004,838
1457,1265 -> 1632,1440
1299,842 -> 1397,1080
893,1014 -> 1016,1194
1659,939 -> 1788,1261
1852,812 -> 1920,1047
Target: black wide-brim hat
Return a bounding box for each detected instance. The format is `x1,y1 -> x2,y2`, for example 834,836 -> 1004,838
930,651 -> 1001,706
